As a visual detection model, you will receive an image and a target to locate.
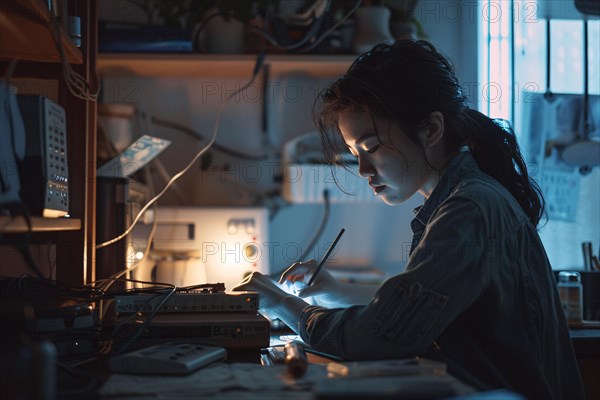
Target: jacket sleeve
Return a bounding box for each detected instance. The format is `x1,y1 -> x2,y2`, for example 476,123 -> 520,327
299,197 -> 491,360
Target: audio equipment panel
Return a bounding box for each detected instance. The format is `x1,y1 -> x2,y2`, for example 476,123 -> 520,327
16,95 -> 69,217
115,291 -> 259,314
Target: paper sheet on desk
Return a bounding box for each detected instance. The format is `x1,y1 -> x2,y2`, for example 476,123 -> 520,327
99,362 -> 323,399
99,361 -> 475,400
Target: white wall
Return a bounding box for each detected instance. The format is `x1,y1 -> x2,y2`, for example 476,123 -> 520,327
536,169 -> 600,270
98,0 -> 479,277
414,1 -> 479,108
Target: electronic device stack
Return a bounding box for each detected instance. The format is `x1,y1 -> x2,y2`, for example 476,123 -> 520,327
108,283 -> 270,360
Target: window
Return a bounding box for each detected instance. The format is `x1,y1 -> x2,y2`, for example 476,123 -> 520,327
478,1 -> 600,125
479,1 -> 600,271
478,1 -> 513,122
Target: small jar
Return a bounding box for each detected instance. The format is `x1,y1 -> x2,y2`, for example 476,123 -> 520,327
558,271 -> 583,322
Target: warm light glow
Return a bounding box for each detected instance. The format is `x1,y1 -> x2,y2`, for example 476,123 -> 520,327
43,208 -> 67,218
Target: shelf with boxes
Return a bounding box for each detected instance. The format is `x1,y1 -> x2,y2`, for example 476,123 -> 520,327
97,53 -> 356,78
0,0 -> 98,285
0,0 -> 82,64
0,216 -> 80,233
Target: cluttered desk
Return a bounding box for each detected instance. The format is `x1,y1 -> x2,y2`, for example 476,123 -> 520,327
2,272 -> 599,400
97,338 -> 482,400
0,275 -> 507,400
87,327 -> 600,400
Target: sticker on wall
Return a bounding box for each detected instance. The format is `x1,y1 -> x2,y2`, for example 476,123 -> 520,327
97,135 -> 170,178
541,169 -> 581,222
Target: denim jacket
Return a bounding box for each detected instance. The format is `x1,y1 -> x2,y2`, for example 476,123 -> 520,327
299,152 -> 585,400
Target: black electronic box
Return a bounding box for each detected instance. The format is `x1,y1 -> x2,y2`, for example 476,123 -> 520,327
16,95 -> 69,218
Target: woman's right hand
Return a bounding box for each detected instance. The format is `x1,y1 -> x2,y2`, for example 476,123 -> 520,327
278,260 -> 344,307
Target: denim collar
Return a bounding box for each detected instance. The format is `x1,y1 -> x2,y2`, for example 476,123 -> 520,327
412,151 -> 480,229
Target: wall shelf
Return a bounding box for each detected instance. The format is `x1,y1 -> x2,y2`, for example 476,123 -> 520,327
0,0 -> 97,285
0,0 -> 82,64
97,53 -> 356,78
0,216 -> 81,233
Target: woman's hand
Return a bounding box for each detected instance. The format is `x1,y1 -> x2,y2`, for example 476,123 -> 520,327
232,271 -> 309,332
278,260 -> 344,308
232,271 -> 287,312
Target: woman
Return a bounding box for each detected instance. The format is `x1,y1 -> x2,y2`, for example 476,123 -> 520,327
233,40 -> 585,399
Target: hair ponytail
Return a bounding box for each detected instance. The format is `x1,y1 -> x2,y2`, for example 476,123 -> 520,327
458,108 -> 545,226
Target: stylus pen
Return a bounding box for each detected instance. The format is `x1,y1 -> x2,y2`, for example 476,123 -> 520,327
307,228 -> 345,286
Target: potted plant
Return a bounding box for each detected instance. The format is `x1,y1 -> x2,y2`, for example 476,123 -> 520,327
189,0 -> 265,53
388,0 -> 425,40
352,0 -> 396,53
124,0 -> 265,53
126,0 -> 191,27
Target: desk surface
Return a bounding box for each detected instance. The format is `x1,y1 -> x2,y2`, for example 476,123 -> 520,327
570,328 -> 600,337
570,328 -> 600,356
90,330 -> 477,400
97,359 -> 478,400
64,329 -> 600,399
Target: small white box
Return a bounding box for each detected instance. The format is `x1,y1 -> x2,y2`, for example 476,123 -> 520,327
281,163 -> 376,203
153,207 -> 269,291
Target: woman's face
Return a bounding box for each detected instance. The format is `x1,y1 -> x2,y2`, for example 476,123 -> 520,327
338,109 -> 436,205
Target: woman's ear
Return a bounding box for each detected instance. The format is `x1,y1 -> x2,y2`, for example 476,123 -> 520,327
420,111 -> 445,148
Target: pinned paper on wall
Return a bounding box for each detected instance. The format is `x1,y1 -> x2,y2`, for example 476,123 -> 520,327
520,92 -> 592,222
541,169 -> 581,222
97,135 -> 170,178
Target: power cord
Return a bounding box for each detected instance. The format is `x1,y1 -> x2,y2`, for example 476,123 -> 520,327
96,52 -> 266,250
109,282 -> 177,354
150,115 -> 277,161
48,16 -> 99,102
298,189 -> 331,261
90,164 -> 159,317
271,189 -> 330,277
247,0 -> 362,53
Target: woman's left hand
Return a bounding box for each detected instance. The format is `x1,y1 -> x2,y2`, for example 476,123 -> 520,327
233,271 -> 310,334
231,271 -> 288,313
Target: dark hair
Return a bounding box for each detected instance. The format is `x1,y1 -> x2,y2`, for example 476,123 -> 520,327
314,40 -> 545,227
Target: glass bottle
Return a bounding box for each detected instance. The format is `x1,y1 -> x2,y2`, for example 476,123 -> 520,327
558,271 -> 583,322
